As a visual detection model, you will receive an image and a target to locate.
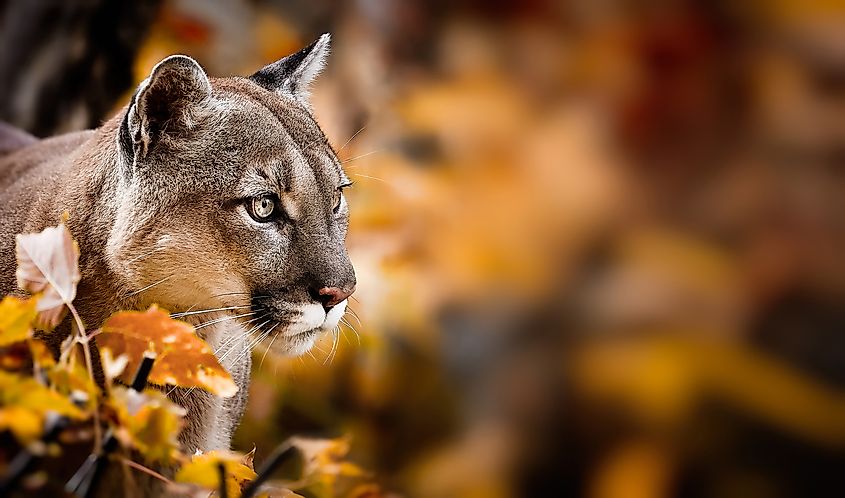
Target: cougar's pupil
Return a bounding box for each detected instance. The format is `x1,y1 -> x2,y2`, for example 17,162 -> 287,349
253,196 -> 275,219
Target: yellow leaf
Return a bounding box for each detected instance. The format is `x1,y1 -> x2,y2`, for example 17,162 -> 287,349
47,356 -> 99,411
0,295 -> 38,346
0,405 -> 42,442
110,387 -> 185,464
97,305 -> 238,397
15,224 -> 81,330
175,450 -> 257,498
0,370 -> 86,443
28,338 -> 56,368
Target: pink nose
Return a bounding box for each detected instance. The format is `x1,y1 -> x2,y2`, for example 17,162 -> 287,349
317,286 -> 355,309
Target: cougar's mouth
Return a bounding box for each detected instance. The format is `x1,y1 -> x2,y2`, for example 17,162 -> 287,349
248,295 -> 348,356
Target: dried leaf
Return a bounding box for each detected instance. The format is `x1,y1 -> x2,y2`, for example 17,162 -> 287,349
100,348 -> 129,382
97,305 -> 238,397
110,387 -> 186,464
288,436 -> 367,496
15,224 -> 81,330
0,370 -> 86,443
0,295 -> 38,346
175,450 -> 257,498
291,436 -> 366,479
242,445 -> 257,470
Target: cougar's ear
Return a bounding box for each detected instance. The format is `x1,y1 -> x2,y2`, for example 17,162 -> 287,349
249,33 -> 330,103
126,55 -> 211,158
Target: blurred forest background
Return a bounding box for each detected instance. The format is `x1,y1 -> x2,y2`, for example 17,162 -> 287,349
1,0 -> 843,497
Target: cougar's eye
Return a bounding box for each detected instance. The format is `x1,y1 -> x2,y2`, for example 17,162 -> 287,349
247,195 -> 278,222
332,191 -> 343,214
334,181 -> 352,215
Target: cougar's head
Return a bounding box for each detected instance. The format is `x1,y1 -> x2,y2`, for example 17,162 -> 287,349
107,34 -> 355,355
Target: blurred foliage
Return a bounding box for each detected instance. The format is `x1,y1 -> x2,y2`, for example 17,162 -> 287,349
2,0 -> 844,497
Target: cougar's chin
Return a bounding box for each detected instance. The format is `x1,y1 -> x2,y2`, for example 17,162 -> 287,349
263,300 -> 348,357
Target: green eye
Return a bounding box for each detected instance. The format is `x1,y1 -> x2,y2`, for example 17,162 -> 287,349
248,195 -> 277,222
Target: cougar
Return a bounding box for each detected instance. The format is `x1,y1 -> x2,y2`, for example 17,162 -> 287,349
0,34 -> 356,458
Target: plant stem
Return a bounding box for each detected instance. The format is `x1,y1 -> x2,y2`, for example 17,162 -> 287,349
119,458 -> 174,486
67,302 -> 101,450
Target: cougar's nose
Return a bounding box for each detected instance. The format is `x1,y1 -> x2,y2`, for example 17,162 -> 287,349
315,286 -> 355,310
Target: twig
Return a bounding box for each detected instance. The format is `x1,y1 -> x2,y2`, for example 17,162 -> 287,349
65,356 -> 157,497
68,302 -> 101,450
240,442 -> 298,498
0,413 -> 67,494
119,458 -> 173,486
218,462 -> 228,498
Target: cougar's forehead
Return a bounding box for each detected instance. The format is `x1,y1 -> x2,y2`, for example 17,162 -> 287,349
208,78 -> 345,197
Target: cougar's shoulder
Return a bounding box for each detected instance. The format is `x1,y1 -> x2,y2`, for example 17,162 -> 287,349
0,120 -> 116,298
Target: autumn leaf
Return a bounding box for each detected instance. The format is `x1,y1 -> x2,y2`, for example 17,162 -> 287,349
291,436 -> 366,480
346,484 -> 389,498
0,342 -> 31,371
288,436 -> 367,497
110,386 -> 185,464
97,305 -> 238,397
15,224 -> 81,330
256,487 -> 305,498
47,354 -> 100,411
0,370 -> 86,443
0,295 -> 38,346
175,450 -> 257,498
28,338 -> 57,369
100,348 -> 129,382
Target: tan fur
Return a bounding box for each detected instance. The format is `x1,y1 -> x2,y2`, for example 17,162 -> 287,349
0,36 -> 354,495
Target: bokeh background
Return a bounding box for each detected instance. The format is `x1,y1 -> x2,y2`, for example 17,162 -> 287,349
1,1 -> 843,497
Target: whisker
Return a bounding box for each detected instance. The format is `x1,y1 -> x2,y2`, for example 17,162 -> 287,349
124,274 -> 174,298
126,245 -> 167,264
194,312 -> 256,330
345,307 -> 363,328
338,124 -> 368,152
340,317 -> 361,345
323,328 -> 340,365
213,315 -> 266,354
216,319 -> 269,360
232,326 -> 272,368
181,292 -> 257,314
258,323 -> 280,370
352,173 -> 389,184
342,149 -> 383,164
172,305 -> 252,318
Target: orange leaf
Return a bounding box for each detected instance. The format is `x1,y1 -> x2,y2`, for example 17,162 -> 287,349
15,224 -> 81,330
97,305 -> 238,397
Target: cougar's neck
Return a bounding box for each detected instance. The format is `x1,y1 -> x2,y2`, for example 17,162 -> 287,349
58,116 -> 131,328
